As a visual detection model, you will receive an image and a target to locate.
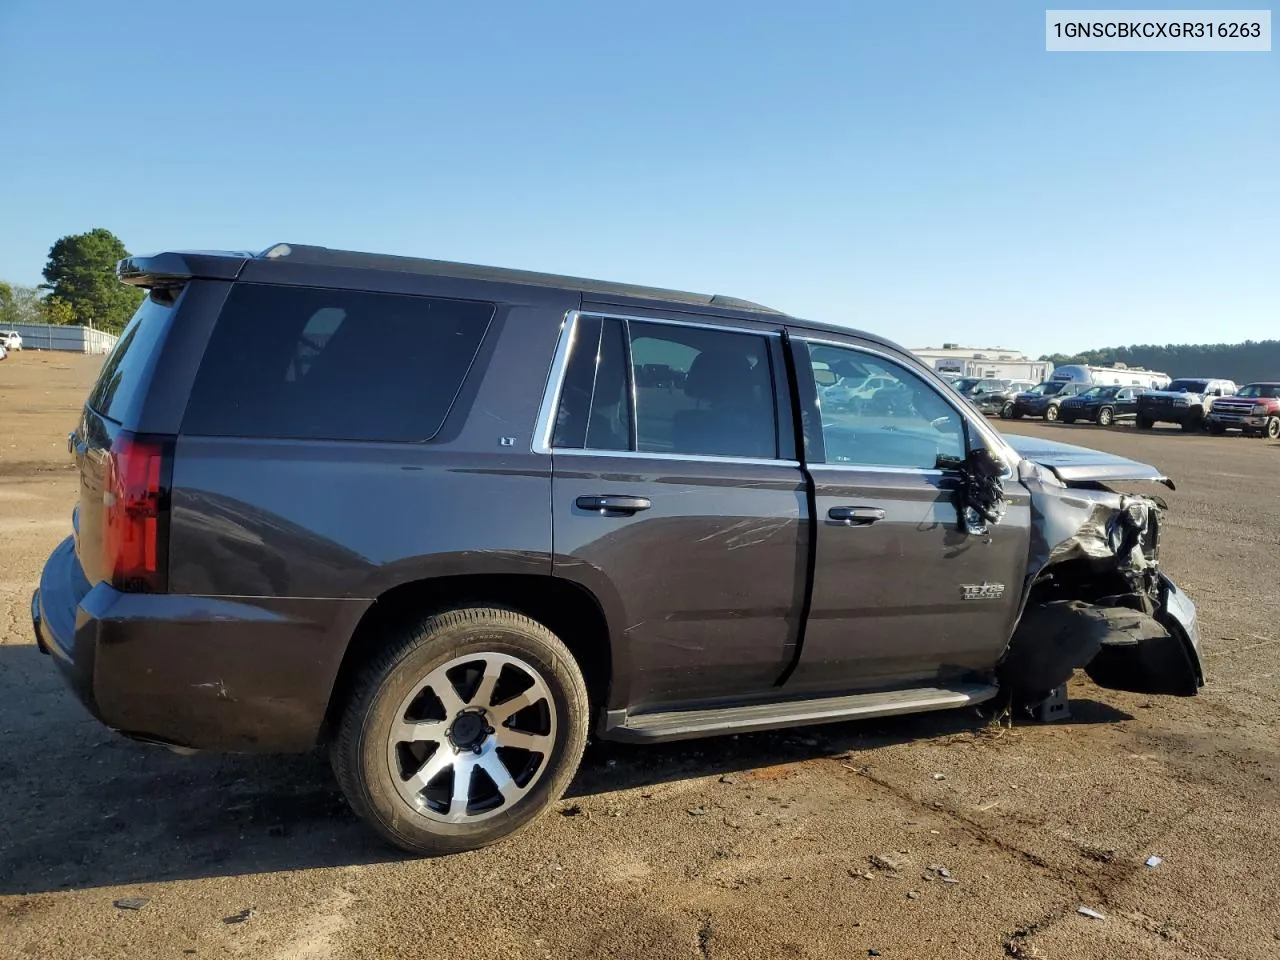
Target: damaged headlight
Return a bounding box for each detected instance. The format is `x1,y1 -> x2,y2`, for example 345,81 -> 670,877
1123,500 -> 1149,531
1109,496 -> 1159,567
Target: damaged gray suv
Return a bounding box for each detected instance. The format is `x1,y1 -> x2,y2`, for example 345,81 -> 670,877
33,244 -> 1203,855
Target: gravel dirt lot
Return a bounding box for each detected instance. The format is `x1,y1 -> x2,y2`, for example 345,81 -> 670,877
2,352 -> 1277,960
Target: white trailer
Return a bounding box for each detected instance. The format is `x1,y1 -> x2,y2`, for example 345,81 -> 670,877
1049,364 -> 1170,389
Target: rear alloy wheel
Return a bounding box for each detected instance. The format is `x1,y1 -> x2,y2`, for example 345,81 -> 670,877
1268,417 -> 1280,440
332,607 -> 589,855
1097,406 -> 1115,427
1044,404 -> 1060,422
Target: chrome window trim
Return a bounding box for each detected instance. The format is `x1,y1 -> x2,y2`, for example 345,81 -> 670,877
797,335 -> 1017,478
532,309 -> 788,461
547,448 -> 800,468
812,464 -> 947,477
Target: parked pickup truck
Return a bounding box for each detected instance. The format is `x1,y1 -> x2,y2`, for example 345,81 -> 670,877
1136,378 -> 1237,431
33,243 -> 1204,856
1206,382 -> 1280,439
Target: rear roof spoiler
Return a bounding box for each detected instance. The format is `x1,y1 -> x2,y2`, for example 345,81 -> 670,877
117,251 -> 254,289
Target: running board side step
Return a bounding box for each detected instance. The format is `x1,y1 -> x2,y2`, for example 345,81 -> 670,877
603,683 -> 999,743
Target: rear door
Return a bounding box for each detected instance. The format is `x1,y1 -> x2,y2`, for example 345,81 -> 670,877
544,310 -> 808,713
783,334 -> 1031,695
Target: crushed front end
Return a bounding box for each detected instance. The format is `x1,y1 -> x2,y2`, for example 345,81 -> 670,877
996,442 -> 1204,705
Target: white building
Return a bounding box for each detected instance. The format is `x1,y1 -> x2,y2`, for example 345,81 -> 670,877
911,344 -> 1053,382
6,322 -> 118,354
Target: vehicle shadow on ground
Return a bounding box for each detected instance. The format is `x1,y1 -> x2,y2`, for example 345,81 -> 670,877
0,641 -> 1129,895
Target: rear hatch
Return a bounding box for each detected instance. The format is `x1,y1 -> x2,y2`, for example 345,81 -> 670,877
73,291 -> 182,591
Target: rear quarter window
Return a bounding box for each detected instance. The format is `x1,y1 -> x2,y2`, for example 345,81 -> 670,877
182,284 -> 494,442
87,290 -> 180,425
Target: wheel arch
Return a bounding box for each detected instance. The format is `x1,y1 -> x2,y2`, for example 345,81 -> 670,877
323,573 -> 613,738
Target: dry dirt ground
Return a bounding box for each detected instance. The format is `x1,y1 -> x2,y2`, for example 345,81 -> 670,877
2,351 -> 1278,960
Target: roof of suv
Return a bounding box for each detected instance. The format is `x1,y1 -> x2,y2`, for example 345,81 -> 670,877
118,242 -> 906,353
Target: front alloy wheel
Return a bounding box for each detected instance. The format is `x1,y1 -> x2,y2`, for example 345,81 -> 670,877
1268,417 -> 1280,440
1044,404 -> 1059,422
1097,406 -> 1114,427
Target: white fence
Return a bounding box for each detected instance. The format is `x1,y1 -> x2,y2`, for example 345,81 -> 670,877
6,323 -> 118,354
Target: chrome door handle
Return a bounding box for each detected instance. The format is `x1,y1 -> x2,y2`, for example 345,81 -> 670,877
576,495 -> 652,515
827,506 -> 886,526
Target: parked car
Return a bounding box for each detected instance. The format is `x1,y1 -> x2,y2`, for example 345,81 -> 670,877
1006,380 -> 1089,421
1205,382 -> 1280,439
971,380 -> 1035,417
1135,378 -> 1237,431
1058,386 -> 1145,426
0,344 -> 7,361
949,377 -> 1024,416
33,243 -> 1203,855
0,330 -> 22,351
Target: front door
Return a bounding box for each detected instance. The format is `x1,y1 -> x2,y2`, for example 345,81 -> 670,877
544,310 -> 808,713
784,336 -> 1031,695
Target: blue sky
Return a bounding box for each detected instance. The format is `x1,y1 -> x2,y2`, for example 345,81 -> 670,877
0,1 -> 1274,356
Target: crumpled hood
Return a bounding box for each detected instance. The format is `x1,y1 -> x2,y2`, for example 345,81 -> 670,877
1003,434 -> 1173,488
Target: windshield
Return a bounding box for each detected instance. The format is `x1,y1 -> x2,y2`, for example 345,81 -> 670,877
952,377 -> 981,393
1166,379 -> 1209,393
1236,384 -> 1280,399
1081,386 -> 1119,399
1040,381 -> 1069,396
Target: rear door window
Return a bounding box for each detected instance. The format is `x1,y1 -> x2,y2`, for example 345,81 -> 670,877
183,284 -> 494,442
551,316 -> 782,460
87,291 -> 180,425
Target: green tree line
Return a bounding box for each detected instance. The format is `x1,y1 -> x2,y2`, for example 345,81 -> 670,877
0,228 -> 143,334
1041,342 -> 1280,385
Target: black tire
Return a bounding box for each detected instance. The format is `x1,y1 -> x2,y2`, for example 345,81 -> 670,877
1060,415 -> 1075,424
1268,417 -> 1280,440
1000,401 -> 1015,419
1181,411 -> 1204,432
1097,406 -> 1114,427
1136,415 -> 1154,430
331,606 -> 589,856
1044,404 -> 1060,422
1207,421 -> 1226,436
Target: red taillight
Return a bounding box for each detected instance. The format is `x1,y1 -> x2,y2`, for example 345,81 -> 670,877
102,433 -> 169,592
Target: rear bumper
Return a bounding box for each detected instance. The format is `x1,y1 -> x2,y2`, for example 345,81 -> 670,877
33,536 -> 368,752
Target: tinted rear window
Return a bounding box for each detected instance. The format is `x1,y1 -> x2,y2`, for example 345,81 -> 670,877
183,284 -> 494,442
87,291 -> 179,425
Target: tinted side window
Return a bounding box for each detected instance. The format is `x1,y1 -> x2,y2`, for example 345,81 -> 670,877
183,284 -> 493,442
629,322 -> 778,459
807,343 -> 964,469
87,290 -> 179,425
552,316 -> 632,451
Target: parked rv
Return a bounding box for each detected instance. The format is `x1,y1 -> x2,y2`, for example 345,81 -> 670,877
1049,365 -> 1170,390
